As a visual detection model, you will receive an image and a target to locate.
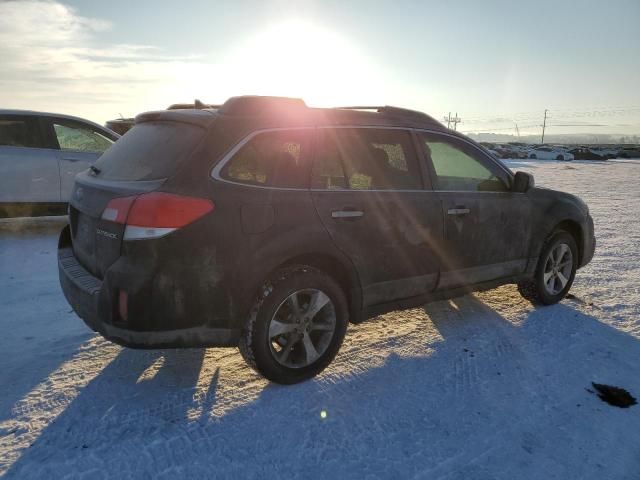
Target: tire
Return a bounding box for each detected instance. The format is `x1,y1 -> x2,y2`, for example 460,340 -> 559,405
517,231 -> 578,305
238,265 -> 349,384
529,154 -> 537,159
556,155 -> 564,161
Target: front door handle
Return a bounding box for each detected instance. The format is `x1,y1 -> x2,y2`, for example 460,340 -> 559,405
332,209 -> 364,219
447,207 -> 470,215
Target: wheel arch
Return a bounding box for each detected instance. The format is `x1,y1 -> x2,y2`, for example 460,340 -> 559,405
551,219 -> 584,265
274,252 -> 364,324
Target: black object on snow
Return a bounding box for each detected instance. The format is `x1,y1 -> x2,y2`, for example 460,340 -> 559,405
591,383 -> 637,408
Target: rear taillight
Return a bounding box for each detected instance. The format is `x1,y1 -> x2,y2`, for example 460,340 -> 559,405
102,192 -> 214,240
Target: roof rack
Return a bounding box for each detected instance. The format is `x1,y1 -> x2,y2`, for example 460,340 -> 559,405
334,105 -> 443,127
167,99 -> 221,110
334,106 -> 384,110
219,96 -> 307,116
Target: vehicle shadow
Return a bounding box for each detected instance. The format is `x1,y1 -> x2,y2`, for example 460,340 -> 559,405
4,292 -> 640,479
0,217 -> 91,425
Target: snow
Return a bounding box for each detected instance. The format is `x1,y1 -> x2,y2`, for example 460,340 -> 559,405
1,159 -> 640,479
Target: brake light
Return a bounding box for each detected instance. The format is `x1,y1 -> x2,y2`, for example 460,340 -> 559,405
102,192 -> 214,240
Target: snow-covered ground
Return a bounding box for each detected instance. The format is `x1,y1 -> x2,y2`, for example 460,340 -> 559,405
1,159 -> 639,479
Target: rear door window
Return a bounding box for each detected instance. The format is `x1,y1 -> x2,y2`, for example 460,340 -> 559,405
92,121 -> 204,181
311,128 -> 422,190
53,121 -> 114,153
221,129 -> 312,188
0,116 -> 43,148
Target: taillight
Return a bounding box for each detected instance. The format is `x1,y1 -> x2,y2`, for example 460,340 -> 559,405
102,192 -> 214,240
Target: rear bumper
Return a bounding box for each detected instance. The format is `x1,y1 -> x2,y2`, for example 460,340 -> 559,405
58,226 -> 239,348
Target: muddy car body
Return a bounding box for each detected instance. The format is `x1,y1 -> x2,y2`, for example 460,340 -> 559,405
58,96 -> 595,383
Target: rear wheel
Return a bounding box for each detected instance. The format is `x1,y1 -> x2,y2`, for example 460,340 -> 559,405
238,265 -> 348,384
518,231 -> 578,305
529,154 -> 537,159
556,154 -> 564,161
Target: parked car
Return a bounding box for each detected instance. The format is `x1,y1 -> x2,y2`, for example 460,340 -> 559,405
0,110 -> 119,217
105,118 -> 135,136
617,146 -> 640,159
527,146 -> 575,161
58,96 -> 595,384
569,147 -> 605,160
589,146 -> 617,159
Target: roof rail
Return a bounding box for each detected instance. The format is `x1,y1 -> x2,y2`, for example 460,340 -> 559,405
219,96 -> 307,116
167,99 -> 221,110
334,105 -> 443,127
334,106 -> 385,110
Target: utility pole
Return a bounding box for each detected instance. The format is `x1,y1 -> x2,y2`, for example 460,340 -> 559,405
515,123 -> 520,138
443,112 -> 461,130
451,112 -> 462,131
541,109 -> 548,144
443,112 -> 451,129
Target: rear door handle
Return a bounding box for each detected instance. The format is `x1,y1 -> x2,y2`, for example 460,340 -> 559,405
447,207 -> 470,215
332,209 -> 364,219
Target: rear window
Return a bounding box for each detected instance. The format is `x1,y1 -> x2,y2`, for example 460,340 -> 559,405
93,121 -> 204,181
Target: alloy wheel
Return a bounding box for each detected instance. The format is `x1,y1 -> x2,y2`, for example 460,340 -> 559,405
268,289 -> 336,368
543,242 -> 573,295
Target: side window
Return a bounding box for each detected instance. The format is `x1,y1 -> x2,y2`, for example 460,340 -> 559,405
221,130 -> 311,188
0,116 -> 41,148
53,122 -> 114,153
312,128 -> 421,190
421,134 -> 509,192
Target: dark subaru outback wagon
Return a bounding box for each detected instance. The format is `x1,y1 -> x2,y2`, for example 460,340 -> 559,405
59,96 -> 595,384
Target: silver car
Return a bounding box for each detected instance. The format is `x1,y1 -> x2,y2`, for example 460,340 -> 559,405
0,110 -> 119,217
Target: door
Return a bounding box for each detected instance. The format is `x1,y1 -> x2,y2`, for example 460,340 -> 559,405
418,132 -> 531,289
0,114 -> 60,203
311,127 -> 443,307
47,118 -> 115,202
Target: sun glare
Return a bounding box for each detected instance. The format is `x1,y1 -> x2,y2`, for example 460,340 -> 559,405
220,20 -> 384,107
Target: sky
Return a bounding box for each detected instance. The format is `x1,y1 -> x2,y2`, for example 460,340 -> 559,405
1,0 -> 639,137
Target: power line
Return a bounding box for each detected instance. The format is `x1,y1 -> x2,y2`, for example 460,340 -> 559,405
461,106 -> 640,124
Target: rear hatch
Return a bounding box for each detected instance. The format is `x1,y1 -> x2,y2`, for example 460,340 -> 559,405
69,115 -> 210,278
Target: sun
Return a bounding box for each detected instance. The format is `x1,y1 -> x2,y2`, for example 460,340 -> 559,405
220,20 -> 384,107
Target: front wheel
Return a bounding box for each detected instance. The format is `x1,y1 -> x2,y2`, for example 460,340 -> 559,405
518,231 -> 578,305
238,266 -> 348,384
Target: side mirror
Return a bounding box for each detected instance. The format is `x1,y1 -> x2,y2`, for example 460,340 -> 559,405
512,171 -> 534,193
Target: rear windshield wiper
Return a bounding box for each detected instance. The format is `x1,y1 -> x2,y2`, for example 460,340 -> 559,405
89,165 -> 101,176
